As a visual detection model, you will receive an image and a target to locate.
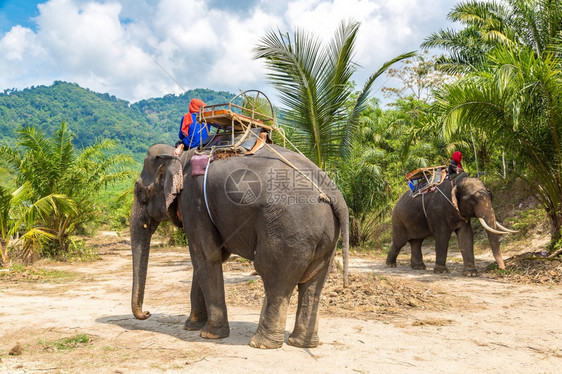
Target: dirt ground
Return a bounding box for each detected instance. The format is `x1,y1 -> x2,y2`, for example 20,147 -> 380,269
1,232 -> 561,374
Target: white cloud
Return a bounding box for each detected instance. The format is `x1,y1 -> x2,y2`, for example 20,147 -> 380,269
0,0 -> 455,101
0,25 -> 49,90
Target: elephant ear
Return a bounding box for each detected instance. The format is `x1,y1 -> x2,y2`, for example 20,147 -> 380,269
451,185 -> 462,211
155,154 -> 184,211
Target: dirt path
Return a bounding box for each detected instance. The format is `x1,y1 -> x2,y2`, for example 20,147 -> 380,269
1,235 -> 561,373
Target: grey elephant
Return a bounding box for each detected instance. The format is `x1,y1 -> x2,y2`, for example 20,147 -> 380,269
386,174 -> 515,275
130,144 -> 349,349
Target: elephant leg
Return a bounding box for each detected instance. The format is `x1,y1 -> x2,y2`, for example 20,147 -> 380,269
249,282 -> 294,349
409,239 -> 426,270
184,272 -> 207,331
386,230 -> 408,267
249,243 -> 307,349
456,224 -> 478,276
434,229 -> 452,273
188,245 -> 230,339
288,256 -> 331,348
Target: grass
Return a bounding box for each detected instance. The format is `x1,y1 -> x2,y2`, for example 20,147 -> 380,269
57,238 -> 100,262
0,264 -> 79,282
485,262 -> 523,276
39,334 -> 91,351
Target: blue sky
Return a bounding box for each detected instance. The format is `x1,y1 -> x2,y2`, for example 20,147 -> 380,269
0,0 -> 40,33
0,0 -> 455,103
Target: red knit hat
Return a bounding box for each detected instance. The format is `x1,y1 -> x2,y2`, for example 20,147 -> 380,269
452,151 -> 462,163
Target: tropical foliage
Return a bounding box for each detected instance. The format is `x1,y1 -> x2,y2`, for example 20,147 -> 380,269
429,0 -> 562,241
0,182 -> 76,266
253,21 -> 417,245
433,45 -> 562,237
422,0 -> 562,74
0,123 -> 134,258
254,20 -> 415,170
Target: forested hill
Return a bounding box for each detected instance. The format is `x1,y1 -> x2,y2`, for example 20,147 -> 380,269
0,81 -> 235,159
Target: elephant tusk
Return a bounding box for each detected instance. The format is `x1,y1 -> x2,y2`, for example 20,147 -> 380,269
495,221 -> 519,233
478,218 -> 509,235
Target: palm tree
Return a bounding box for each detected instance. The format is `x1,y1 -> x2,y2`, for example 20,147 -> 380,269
336,111 -> 390,246
0,122 -> 133,256
433,45 -> 562,239
422,0 -> 562,73
254,20 -> 415,170
0,182 -> 76,266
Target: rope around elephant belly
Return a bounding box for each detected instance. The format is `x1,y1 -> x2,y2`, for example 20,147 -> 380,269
203,159 -> 217,226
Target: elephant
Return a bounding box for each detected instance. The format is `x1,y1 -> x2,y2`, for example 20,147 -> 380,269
130,143 -> 349,349
386,174 -> 515,275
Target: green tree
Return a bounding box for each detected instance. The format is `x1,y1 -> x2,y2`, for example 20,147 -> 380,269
382,51 -> 454,102
254,20 -> 414,170
0,182 -> 76,266
0,122 -> 134,256
433,45 -> 562,239
422,0 -> 562,73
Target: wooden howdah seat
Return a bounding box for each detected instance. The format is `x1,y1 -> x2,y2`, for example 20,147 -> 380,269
195,90 -> 275,156
405,165 -> 447,197
199,106 -> 273,131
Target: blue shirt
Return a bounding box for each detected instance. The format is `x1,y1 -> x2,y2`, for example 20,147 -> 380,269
179,113 -> 210,148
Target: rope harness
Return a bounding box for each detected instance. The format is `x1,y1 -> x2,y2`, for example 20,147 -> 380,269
192,93 -> 332,227
419,179 -> 469,223
203,158 -> 216,226
201,113 -> 331,206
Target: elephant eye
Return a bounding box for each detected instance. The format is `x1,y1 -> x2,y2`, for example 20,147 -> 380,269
135,182 -> 148,204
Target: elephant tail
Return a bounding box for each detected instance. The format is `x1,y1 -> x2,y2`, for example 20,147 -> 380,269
331,193 -> 350,287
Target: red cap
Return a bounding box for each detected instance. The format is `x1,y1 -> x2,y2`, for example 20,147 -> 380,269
452,151 -> 462,163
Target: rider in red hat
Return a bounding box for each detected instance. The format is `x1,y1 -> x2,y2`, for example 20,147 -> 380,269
174,99 -> 209,156
448,151 -> 463,176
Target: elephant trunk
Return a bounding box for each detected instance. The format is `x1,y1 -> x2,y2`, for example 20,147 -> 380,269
476,208 -> 506,269
130,199 -> 155,320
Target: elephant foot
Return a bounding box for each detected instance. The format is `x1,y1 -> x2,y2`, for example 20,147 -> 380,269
249,332 -> 283,349
385,259 -> 397,268
433,264 -> 450,274
184,317 -> 207,331
462,267 -> 479,277
200,322 -> 230,339
410,262 -> 427,270
287,332 -> 319,348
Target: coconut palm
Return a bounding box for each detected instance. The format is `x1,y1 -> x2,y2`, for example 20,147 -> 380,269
0,122 -> 133,256
422,0 -> 562,73
254,20 -> 415,170
0,182 -> 76,266
433,45 -> 562,238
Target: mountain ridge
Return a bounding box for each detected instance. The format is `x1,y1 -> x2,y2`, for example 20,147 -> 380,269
0,81 -> 236,159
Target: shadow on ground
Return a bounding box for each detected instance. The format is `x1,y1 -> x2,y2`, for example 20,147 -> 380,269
97,314 -> 262,346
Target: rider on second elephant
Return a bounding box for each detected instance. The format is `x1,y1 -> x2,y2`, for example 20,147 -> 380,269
386,164 -> 517,275
448,151 -> 463,176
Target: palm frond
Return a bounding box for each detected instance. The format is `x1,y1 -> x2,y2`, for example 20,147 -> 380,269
341,51 -> 416,158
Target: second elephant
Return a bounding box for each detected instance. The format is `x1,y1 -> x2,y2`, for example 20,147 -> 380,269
386,174 -> 515,275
